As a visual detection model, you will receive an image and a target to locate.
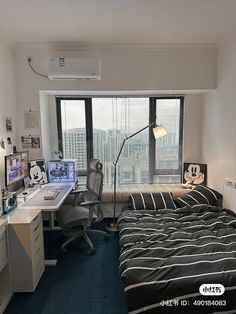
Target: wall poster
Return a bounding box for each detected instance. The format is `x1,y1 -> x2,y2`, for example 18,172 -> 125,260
3,116 -> 13,132
183,162 -> 207,186
24,110 -> 38,129
28,159 -> 48,184
21,135 -> 40,149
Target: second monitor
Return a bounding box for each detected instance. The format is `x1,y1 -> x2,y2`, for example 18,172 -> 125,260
47,160 -> 76,184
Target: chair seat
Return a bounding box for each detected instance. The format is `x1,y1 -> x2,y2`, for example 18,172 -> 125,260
57,205 -> 97,228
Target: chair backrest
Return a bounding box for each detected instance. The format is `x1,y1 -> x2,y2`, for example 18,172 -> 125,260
86,159 -> 104,200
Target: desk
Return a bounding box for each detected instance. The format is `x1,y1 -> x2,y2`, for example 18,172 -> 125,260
0,219 -> 12,313
4,183 -> 73,272
19,183 -> 73,229
7,209 -> 45,292
0,183 -> 73,295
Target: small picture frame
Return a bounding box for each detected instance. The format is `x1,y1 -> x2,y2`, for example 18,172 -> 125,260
183,162 -> 207,186
4,116 -> 13,132
28,159 -> 48,184
21,135 -> 40,149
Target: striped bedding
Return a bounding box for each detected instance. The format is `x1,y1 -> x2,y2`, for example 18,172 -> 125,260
117,205 -> 236,313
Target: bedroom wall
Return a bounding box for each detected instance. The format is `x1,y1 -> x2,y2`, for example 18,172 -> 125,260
0,40 -> 18,186
13,44 -> 212,164
202,43 -> 236,193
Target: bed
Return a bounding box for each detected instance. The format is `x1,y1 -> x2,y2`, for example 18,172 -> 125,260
118,204 -> 236,313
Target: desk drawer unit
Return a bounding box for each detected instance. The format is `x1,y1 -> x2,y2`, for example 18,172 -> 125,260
0,221 -> 12,314
0,226 -> 7,272
9,210 -> 45,292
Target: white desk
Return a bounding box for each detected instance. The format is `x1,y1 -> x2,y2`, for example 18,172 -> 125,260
10,183 -> 73,267
0,183 -> 73,298
0,219 -> 12,313
19,183 -> 73,229
7,209 -> 45,291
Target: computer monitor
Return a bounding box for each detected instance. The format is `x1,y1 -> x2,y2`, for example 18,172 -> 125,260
5,151 -> 29,187
47,160 -> 76,184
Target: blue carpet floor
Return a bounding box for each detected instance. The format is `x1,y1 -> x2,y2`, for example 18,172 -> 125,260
5,221 -> 128,314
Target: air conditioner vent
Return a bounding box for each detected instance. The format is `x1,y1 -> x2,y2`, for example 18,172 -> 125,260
48,58 -> 101,80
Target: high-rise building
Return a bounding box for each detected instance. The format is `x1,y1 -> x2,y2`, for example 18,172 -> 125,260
62,128 -> 179,184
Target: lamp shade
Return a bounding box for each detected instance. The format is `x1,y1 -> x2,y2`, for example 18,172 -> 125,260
153,124 -> 167,139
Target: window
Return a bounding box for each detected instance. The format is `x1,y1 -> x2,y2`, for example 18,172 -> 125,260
154,97 -> 183,183
93,98 -> 149,184
58,99 -> 87,172
56,96 -> 184,184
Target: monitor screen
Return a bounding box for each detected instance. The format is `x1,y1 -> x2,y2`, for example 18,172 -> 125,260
47,160 -> 75,184
5,151 -> 29,187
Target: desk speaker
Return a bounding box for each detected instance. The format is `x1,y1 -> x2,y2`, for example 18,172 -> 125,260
2,192 -> 17,214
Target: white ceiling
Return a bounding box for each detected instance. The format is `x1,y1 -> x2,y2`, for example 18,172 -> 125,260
1,0 -> 236,45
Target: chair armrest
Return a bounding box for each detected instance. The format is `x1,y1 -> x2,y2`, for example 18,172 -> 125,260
80,200 -> 100,207
79,200 -> 100,225
70,187 -> 87,194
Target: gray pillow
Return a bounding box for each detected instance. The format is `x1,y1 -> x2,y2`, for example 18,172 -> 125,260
129,192 -> 177,210
174,185 -> 222,207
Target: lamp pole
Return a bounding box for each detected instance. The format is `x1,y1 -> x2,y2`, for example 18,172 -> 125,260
106,121 -> 157,232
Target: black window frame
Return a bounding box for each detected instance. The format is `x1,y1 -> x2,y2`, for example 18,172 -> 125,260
149,96 -> 184,183
56,96 -> 93,176
56,95 -> 184,183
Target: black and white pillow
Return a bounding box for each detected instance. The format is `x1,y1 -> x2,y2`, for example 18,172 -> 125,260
129,192 -> 176,210
174,185 -> 222,207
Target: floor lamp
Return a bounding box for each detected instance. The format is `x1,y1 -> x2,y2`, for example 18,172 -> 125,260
106,122 -> 167,232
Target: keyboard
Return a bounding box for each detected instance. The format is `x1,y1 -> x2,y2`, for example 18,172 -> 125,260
44,190 -> 60,200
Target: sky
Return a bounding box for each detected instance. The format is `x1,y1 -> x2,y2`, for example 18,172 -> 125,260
61,98 -> 180,133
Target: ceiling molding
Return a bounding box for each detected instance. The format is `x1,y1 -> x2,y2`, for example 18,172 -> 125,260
13,42 -> 216,53
40,89 -> 214,97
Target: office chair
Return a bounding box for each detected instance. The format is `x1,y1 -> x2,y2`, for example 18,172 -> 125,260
56,159 -> 108,254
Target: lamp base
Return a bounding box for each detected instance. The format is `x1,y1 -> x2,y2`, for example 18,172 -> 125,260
106,222 -> 118,232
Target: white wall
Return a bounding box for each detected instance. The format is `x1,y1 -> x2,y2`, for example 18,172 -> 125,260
202,43 -> 236,192
0,40 -> 18,186
184,94 -> 203,162
13,44 -> 212,166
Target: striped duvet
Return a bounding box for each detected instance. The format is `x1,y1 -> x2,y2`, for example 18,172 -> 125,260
118,205 -> 236,313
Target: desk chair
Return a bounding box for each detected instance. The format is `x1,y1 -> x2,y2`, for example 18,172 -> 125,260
56,159 -> 108,253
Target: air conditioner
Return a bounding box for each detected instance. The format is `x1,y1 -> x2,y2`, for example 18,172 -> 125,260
48,58 -> 101,80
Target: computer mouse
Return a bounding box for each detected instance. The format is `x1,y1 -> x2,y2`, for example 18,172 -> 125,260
22,192 -> 28,195
54,186 -> 62,191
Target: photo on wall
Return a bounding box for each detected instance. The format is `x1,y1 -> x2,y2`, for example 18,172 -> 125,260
4,116 -> 13,132
21,135 -> 40,149
183,162 -> 207,186
28,159 -> 48,185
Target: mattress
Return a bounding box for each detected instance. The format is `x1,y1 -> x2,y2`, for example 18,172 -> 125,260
118,205 -> 236,313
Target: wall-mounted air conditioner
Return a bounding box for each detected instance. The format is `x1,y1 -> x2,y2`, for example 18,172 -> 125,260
48,58 -> 101,80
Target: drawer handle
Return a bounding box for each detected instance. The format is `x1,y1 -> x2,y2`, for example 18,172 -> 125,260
34,247 -> 41,257
35,259 -> 42,270
34,234 -> 40,242
34,223 -> 40,232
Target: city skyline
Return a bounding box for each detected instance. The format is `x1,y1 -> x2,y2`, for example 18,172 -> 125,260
62,127 -> 180,185
60,97 -> 181,184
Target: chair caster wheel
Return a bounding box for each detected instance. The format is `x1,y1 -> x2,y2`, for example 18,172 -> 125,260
90,248 -> 96,254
